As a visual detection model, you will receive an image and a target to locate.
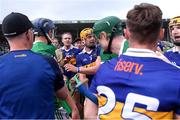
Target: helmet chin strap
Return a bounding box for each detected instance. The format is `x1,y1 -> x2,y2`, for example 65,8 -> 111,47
40,27 -> 54,45
45,33 -> 53,45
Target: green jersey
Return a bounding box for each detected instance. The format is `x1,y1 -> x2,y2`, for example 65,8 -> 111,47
119,39 -> 129,55
100,49 -> 118,62
31,41 -> 56,57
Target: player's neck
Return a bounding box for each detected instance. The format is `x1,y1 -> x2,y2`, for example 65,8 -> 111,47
84,46 -> 92,52
175,45 -> 180,51
34,36 -> 48,44
9,39 -> 31,51
111,39 -> 122,55
64,45 -> 72,50
129,42 -> 157,51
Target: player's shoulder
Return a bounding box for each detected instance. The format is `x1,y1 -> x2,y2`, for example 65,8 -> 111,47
99,57 -> 119,70
0,52 -> 11,62
72,47 -> 80,50
96,45 -> 101,50
35,52 -> 60,72
164,49 -> 173,55
77,50 -> 85,56
76,51 -> 85,61
71,47 -> 80,52
28,50 -> 57,65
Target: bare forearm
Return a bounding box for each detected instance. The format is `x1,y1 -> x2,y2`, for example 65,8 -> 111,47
79,57 -> 101,75
79,66 -> 99,75
64,87 -> 78,111
84,98 -> 98,119
175,114 -> 180,119
64,87 -> 80,119
56,86 -> 80,119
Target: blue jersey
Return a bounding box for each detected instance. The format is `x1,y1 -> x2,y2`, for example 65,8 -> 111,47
76,46 -> 101,86
61,46 -> 81,79
164,48 -> 180,66
0,50 -> 64,118
90,48 -> 180,119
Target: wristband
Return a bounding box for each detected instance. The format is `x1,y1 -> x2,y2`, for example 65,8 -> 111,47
76,67 -> 80,73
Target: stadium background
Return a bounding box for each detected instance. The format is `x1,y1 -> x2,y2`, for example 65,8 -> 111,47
0,19 -> 171,54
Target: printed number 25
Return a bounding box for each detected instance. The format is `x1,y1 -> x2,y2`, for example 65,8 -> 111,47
97,86 -> 160,120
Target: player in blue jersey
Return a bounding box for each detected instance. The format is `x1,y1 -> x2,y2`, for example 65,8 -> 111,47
64,17 -> 129,73
65,28 -> 101,85
73,37 -> 84,50
76,28 -> 101,86
164,16 -> 180,66
64,28 -> 101,75
85,3 -> 180,119
60,32 -> 81,79
0,12 -> 79,119
63,28 -> 101,118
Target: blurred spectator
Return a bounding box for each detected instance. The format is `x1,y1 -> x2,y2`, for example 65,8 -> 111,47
73,37 -> 84,49
52,38 -> 61,49
60,32 -> 81,80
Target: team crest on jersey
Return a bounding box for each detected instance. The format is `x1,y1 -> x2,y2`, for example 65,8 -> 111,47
83,58 -> 88,62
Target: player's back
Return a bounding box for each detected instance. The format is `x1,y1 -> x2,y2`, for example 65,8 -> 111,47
0,50 -> 60,118
90,49 -> 180,119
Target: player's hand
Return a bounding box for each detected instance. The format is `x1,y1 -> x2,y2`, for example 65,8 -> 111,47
63,57 -> 68,64
64,63 -> 77,73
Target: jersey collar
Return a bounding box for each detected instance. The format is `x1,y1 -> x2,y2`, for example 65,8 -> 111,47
33,41 -> 45,44
118,39 -> 127,56
172,47 -> 180,53
61,45 -> 74,52
82,47 -> 93,54
124,48 -> 172,64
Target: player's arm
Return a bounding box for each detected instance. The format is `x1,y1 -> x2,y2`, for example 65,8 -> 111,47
174,114 -> 180,119
49,57 -> 80,119
84,97 -> 98,119
64,56 -> 101,75
55,77 -> 80,119
55,72 -> 80,119
83,68 -> 99,119
56,86 -> 80,119
79,56 -> 101,75
78,73 -> 88,85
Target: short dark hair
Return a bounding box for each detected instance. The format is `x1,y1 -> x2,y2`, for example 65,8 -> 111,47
61,32 -> 72,38
126,3 -> 162,44
73,37 -> 81,44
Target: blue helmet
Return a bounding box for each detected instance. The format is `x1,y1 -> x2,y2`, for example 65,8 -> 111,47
32,18 -> 55,36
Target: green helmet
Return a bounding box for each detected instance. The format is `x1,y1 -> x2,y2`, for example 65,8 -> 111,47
93,16 -> 124,39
